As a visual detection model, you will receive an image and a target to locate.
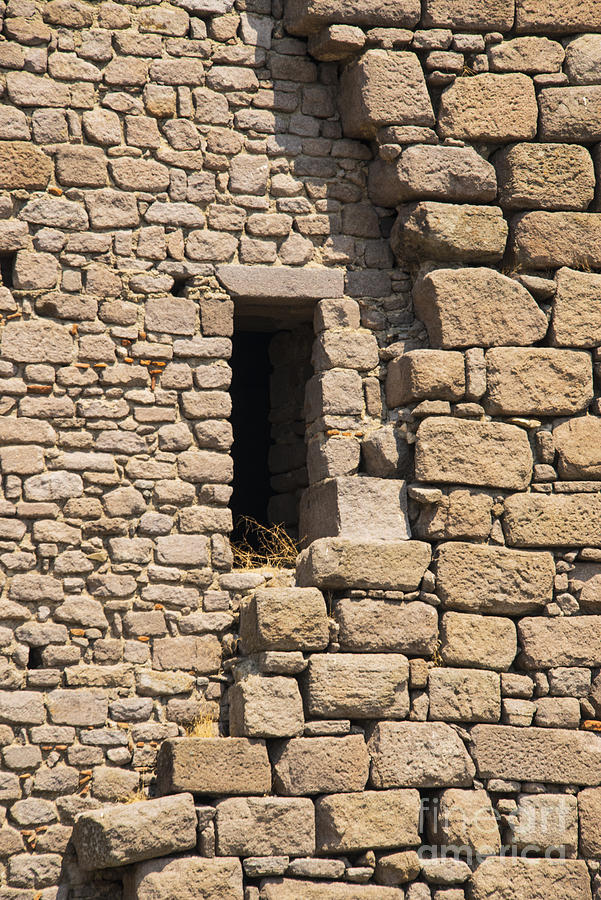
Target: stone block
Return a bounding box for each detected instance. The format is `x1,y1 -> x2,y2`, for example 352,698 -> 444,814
215,797 -> 315,856
0,141 -> 51,190
485,348 -> 593,416
308,25 -> 366,61
429,789 -> 500,856
413,267 -> 548,350
46,690 -> 107,727
511,794 -> 578,856
271,735 -> 369,796
393,202 -> 508,264
472,724 -> 601,784
0,691 -> 44,725
565,34 -> 601,84
516,0 -> 601,33
579,787 -> 601,857
304,654 -> 409,719
435,542 -> 553,614
285,0 -> 420,33
551,268 -> 601,348
152,635 -> 221,674
488,36 -> 565,72
261,882 -> 403,899
145,298 -> 196,336
367,722 -> 475,789
299,477 -> 410,544
305,370 -> 363,419
470,858 -> 591,900
495,143 -> 594,210
1,320 -> 73,365
296,538 -> 432,592
216,265 -> 344,300
229,675 -> 304,738
438,74 -> 538,142
156,738 -> 271,796
239,588 -> 329,653
123,857 -> 243,900
55,146 -> 107,188
441,612 -> 516,671
415,417 -> 533,491
519,616 -> 601,667
553,416 -> 601,478
503,492 -> 601,547
335,598 -> 437,655
312,330 -> 379,371
415,489 -> 493,542
338,50 -> 434,140
315,789 -> 420,853
511,211 -> 601,269
429,668 -> 501,723
361,425 -> 411,479
73,794 -> 197,869
386,350 -> 465,406
424,0 -> 514,30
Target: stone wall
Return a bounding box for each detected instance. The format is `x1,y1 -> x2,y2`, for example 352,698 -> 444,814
0,0 -> 600,898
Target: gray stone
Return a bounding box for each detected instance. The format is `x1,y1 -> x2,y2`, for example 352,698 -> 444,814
519,616 -> 601,668
285,0 -> 420,33
261,881 -> 404,898
215,797 -> 315,857
300,477 -> 410,544
511,794 -> 578,856
496,143 -> 594,211
271,735 -> 370,795
503,492 -> 601,547
335,598 -> 437,655
429,789 -> 501,856
485,348 -> 593,416
1,320 -> 73,365
429,668 -> 501,723
239,588 -> 329,653
217,265 -> 343,301
511,211 -> 601,269
297,538 -> 431,592
304,654 -> 409,719
424,0 -> 514,30
441,612 -> 517,671
229,675 -> 304,739
551,267 -> 601,348
438,73 -> 538,141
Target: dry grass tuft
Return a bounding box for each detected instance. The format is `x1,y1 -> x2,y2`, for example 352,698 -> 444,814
231,516 -> 299,570
184,709 -> 219,738
122,786 -> 148,804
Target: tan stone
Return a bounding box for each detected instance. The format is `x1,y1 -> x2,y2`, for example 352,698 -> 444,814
315,789 -> 420,853
215,797 -> 315,856
1,320 -> 73,365
123,857 -> 243,900
229,675 -> 304,739
308,25 -> 367,62
430,789 -> 501,856
296,538 -> 431,592
56,146 -> 107,188
415,489 -> 494,542
578,787 -> 601,857
488,36 -> 565,73
285,0 -> 420,33
304,654 -> 409,719
519,616 -> 601,668
553,416 -> 601,478
0,141 -> 51,190
367,722 -> 475,789
338,50 -> 434,139
156,738 -> 271,797
374,852 -> 420,887
565,34 -> 601,84
240,588 -> 328,654
472,724 -> 601,784
471,858 -> 591,900
438,74 -> 538,142
335,598 -> 437,655
300,477 -> 410,544
516,0 -> 601,33
413,267 -> 548,349
429,668 -> 501,723
503,492 -> 601,547
551,268 -> 601,348
441,612 -> 516,671
217,265 -> 343,301
435,542 -> 554,614
386,350 -> 465,406
495,143 -> 594,210
512,794 -> 578,856
393,203 -> 508,264
485,348 -> 593,416
511,211 -> 601,269
271,735 -> 369,796
539,85 -> 601,143
261,880 -> 403,899
424,0 -> 514,30
415,417 -> 533,491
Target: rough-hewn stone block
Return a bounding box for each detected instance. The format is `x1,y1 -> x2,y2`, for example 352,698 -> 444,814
368,722 -> 475,789
386,350 -> 465,406
578,787 -> 601,858
261,880 -> 403,899
488,36 -> 565,73
512,794 -> 578,856
512,211 -> 601,269
413,267 -> 548,349
495,143 -> 594,210
300,477 -> 410,543
485,348 -> 593,416
304,654 -> 409,719
565,34 -> 601,84
156,738 -> 271,796
0,141 -> 52,190
441,612 -> 517,671
516,0 -> 601,33
215,797 -> 315,857
551,268 -> 601,348
338,50 -> 434,139
415,417 -> 533,491
229,675 -> 304,738
438,74 -> 538,142
429,668 -> 501,723
424,0 -> 514,30
1,320 -> 73,364
393,203 -> 508,264
271,736 -> 369,796
285,0 -> 420,33
335,598 -> 437,655
503,493 -> 601,547
471,858 -> 591,900
239,588 -> 329,653
316,789 -> 420,853
216,265 -> 343,300
429,789 -> 501,856
296,538 -> 432,592
553,416 -> 601,478
519,616 -> 601,668
123,857 -> 243,900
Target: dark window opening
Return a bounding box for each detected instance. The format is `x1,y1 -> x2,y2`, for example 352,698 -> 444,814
0,253 -> 15,289
27,647 -> 44,670
171,277 -> 189,297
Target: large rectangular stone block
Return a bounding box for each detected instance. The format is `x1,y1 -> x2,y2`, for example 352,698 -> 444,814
517,0 -> 601,33
123,857 -> 243,900
260,881 -> 404,899
511,794 -> 578,856
386,349 -> 465,406
438,73 -> 538,142
485,348 -> 593,416
441,612 -> 517,671
518,616 -> 601,668
271,735 -> 369,796
229,675 -> 304,739
551,268 -> 601,348
315,789 -> 420,853
579,787 -> 601,857
304,654 -> 409,719
335,598 -> 437,655
284,0 -> 420,33
496,143 -> 595,210
511,211 -> 601,268
415,417 -> 533,491
296,538 -> 431,592
216,265 -> 344,300
429,668 -> 501,723
155,738 -> 271,796
299,477 -> 410,544
503,492 -> 601,547
367,722 -> 475,789
472,724 -> 601,784
424,0 -> 514,30
553,416 -> 601,479
215,797 -> 315,857
393,202 -> 508,264
239,588 -> 329,653
471,858 -> 591,900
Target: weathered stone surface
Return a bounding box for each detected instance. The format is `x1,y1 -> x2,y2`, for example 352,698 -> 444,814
315,789 -> 420,853
261,882 -> 403,899
472,724 -> 601,784
296,538 -> 431,592
367,722 -> 475,789
516,0 -> 601,33
335,598 -> 437,655
488,36 -> 565,73
413,267 -> 548,349
495,143 -> 594,210
430,789 -> 501,856
338,50 -> 434,139
441,612 -> 517,671
271,735 -> 369,796
565,34 -> 601,84
124,857 -> 243,900
512,211 -> 601,269
0,141 -> 51,190
304,654 -> 409,719
435,542 -> 553,614
386,350 -> 465,406
539,86 -> 601,143
438,74 -> 538,142
393,203 -> 508,265
300,477 -> 410,543
156,738 -> 271,796
503,492 -> 601,547
215,797 -> 315,856
511,794 -> 578,856
429,668 -> 501,723
519,616 -> 601,668
73,794 -> 197,869
229,675 -> 304,738
1,320 -> 73,364
578,787 -> 601,857
553,416 -> 601,478
216,265 -> 343,300
415,418 -> 533,491
285,0 -> 420,33
0,691 -> 44,725
485,348 -> 593,416
424,0 -> 514,30
308,25 -> 366,62
551,268 -> 601,348
470,858 -> 591,900
240,588 -> 329,653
